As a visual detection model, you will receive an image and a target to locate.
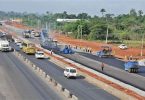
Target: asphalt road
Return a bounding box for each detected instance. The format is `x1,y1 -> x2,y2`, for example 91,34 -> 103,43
11,43 -> 119,100
0,52 -> 65,100
78,52 -> 145,75
4,24 -> 145,95
4,25 -> 145,90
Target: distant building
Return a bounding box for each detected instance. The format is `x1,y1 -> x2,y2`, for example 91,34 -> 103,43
11,18 -> 22,23
56,19 -> 80,23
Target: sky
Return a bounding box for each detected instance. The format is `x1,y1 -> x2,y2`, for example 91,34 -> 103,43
0,0 -> 145,16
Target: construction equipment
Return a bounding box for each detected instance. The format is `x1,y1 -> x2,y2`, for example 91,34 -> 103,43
22,41 -> 36,54
96,46 -> 112,57
40,29 -> 74,54
57,44 -> 74,54
33,31 -> 40,37
40,29 -> 58,51
124,57 -> 139,73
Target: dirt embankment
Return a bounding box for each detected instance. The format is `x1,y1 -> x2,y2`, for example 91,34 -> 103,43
54,33 -> 145,59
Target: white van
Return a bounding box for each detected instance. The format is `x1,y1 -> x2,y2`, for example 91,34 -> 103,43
64,67 -> 77,79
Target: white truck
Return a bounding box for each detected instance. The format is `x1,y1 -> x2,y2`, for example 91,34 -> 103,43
0,40 -> 13,52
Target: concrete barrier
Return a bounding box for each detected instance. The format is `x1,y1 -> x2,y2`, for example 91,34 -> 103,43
37,67 -> 40,72
32,64 -> 36,69
64,89 -> 72,98
56,83 -> 63,91
52,79 -> 57,86
42,71 -> 46,78
72,95 -> 78,100
46,75 -> 50,81
39,69 -> 43,75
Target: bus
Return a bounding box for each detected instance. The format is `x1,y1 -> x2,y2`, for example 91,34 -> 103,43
22,42 -> 36,54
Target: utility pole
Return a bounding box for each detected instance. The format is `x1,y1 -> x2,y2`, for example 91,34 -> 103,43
105,16 -> 109,44
77,25 -> 82,39
141,33 -> 144,56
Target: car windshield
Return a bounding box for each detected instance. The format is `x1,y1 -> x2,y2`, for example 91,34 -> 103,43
121,44 -> 126,46
70,69 -> 76,73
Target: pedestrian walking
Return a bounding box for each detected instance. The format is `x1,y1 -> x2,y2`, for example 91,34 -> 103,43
50,49 -> 53,55
101,62 -> 104,71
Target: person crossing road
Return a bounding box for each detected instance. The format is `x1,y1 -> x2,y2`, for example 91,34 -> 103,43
101,62 -> 104,71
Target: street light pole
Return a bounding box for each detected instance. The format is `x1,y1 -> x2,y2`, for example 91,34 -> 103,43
77,25 -> 80,39
106,24 -> 109,44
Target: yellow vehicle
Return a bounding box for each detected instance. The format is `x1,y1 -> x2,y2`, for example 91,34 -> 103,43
22,42 -> 36,54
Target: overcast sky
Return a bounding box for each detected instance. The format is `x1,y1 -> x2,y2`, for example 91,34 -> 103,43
0,0 -> 145,16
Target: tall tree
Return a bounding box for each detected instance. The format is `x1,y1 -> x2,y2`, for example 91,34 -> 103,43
100,8 -> 106,17
138,10 -> 143,17
130,9 -> 137,17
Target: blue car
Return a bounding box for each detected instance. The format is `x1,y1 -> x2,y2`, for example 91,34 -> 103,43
124,61 -> 139,73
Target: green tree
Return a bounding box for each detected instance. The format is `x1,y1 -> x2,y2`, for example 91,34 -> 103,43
100,8 -> 106,17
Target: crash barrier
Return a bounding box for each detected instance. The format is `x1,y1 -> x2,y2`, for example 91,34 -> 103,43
72,45 -> 92,53
13,50 -> 78,100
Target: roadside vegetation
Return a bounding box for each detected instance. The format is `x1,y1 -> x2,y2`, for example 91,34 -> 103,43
0,9 -> 145,47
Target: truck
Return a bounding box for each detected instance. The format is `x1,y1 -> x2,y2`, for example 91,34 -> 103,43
23,30 -> 31,38
124,57 -> 139,73
0,40 -> 13,52
124,61 -> 139,73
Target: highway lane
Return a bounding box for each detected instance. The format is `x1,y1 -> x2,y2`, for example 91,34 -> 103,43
0,52 -> 65,100
12,43 -> 119,100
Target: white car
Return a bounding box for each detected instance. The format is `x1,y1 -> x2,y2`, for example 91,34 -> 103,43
64,67 -> 77,79
35,51 -> 45,59
118,44 -> 128,49
16,42 -> 23,49
14,38 -> 21,44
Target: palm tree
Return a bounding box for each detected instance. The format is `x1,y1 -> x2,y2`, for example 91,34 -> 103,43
100,8 -> 106,17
